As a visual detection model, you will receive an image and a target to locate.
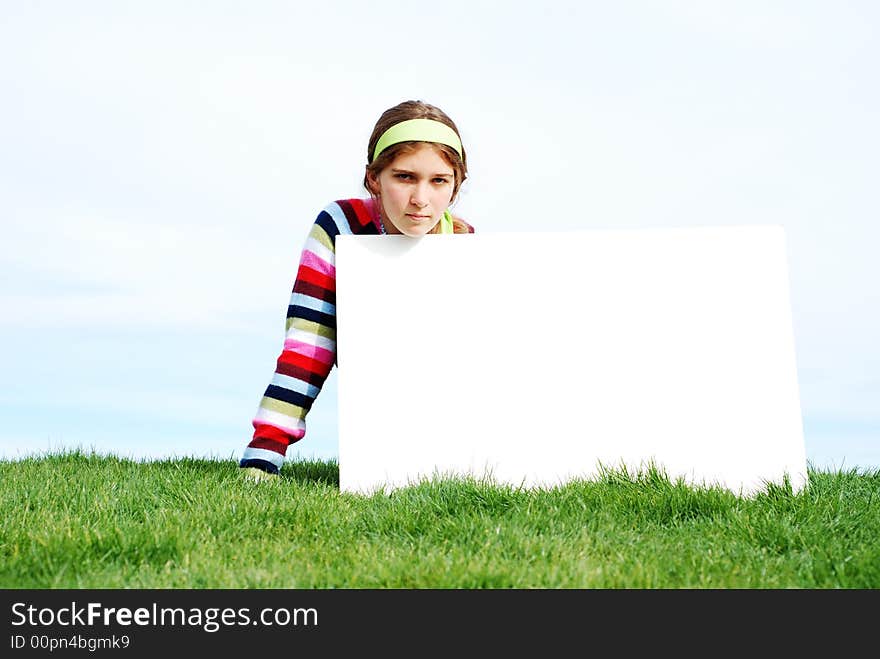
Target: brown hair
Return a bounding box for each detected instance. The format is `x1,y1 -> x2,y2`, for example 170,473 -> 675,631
363,100 -> 471,234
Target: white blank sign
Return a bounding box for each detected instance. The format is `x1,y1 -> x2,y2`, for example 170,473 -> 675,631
335,226 -> 807,496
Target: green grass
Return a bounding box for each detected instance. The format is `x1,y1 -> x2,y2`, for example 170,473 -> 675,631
1,451 -> 877,588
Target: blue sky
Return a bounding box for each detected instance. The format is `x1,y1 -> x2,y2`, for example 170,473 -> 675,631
1,1 -> 878,471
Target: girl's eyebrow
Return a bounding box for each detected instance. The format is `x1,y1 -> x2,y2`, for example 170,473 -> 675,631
391,168 -> 453,177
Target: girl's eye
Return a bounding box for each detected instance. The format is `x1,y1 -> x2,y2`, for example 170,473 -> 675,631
394,173 -> 412,180
433,178 -> 450,185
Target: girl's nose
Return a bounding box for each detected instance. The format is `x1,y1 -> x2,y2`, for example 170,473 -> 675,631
411,184 -> 429,208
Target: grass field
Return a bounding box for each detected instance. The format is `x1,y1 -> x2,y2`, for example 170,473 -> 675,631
1,451 -> 877,588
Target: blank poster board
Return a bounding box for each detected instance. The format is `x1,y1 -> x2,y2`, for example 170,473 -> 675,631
335,226 -> 807,497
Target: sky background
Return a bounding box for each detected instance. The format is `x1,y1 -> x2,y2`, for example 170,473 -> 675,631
1,1 -> 878,472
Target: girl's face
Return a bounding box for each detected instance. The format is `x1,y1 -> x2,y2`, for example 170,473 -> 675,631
368,143 -> 455,237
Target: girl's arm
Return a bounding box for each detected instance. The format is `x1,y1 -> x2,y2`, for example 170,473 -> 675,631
239,213 -> 339,474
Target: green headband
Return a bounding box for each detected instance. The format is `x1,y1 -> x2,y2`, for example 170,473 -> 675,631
373,118 -> 463,162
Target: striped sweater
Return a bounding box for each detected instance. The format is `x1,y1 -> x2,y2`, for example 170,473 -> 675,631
240,197 -> 474,474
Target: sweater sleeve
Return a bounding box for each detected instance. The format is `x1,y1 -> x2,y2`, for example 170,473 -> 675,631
239,211 -> 339,474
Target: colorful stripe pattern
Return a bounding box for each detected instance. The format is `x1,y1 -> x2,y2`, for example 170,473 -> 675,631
240,197 -> 473,474
240,198 -> 384,473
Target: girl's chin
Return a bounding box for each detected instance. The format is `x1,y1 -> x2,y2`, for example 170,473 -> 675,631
388,219 -> 438,237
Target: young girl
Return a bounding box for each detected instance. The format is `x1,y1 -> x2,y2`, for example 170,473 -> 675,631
240,100 -> 475,479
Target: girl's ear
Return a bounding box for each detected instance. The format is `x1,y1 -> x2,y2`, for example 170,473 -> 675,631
365,167 -> 380,195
